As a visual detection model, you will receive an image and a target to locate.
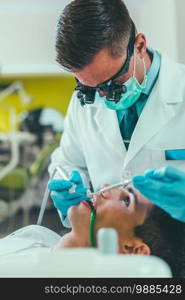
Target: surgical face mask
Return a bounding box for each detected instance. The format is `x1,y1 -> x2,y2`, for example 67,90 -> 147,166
95,53 -> 147,110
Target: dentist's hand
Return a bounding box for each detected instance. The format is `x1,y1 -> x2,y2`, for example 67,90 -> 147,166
133,165 -> 185,222
48,170 -> 89,218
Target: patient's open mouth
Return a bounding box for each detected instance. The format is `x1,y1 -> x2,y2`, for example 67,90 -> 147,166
82,200 -> 94,210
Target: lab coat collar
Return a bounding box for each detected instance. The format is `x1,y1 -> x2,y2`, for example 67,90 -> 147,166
93,102 -> 127,156
157,53 -> 185,104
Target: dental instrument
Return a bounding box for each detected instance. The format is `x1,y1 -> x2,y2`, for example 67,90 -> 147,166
93,179 -> 132,196
55,166 -> 76,193
55,166 -> 69,181
37,186 -> 50,226
37,168 -> 56,225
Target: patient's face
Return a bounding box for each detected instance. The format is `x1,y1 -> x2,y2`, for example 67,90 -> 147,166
93,186 -> 153,242
61,186 -> 153,248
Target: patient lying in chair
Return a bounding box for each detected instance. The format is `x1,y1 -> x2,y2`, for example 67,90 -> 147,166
0,186 -> 185,277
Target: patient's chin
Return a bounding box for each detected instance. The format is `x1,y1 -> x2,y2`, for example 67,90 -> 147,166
67,205 -> 77,224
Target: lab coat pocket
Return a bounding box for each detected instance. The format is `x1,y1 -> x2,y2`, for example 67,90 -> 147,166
151,148 -> 185,172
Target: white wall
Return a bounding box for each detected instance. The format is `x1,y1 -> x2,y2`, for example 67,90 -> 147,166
0,0 -> 184,75
175,0 -> 185,64
0,0 -> 71,75
124,0 -> 178,61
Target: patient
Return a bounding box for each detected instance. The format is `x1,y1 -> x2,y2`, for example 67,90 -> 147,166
53,186 -> 185,277
1,186 -> 185,277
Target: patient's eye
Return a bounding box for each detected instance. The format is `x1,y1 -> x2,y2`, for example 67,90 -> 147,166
120,187 -> 137,208
122,196 -> 130,207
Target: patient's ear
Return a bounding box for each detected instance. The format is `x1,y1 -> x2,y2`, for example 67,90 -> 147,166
133,243 -> 151,255
120,242 -> 151,255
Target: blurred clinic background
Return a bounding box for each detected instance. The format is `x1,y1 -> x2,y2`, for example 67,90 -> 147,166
0,0 -> 184,237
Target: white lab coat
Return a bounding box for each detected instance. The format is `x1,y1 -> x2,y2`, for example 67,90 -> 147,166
49,52 -> 185,225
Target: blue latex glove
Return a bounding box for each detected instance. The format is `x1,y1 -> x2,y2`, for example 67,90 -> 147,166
133,165 -> 185,222
48,170 -> 89,218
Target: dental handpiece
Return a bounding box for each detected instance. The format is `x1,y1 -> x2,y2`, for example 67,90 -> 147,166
89,179 -> 132,198
55,166 -> 69,181
55,166 -> 76,193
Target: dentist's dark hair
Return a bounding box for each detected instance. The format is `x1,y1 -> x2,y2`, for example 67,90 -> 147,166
56,0 -> 132,71
135,206 -> 185,278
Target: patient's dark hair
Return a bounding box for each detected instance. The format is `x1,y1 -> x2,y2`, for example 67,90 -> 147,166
56,0 -> 132,70
135,206 -> 185,278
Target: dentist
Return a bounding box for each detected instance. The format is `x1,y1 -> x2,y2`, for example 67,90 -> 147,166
48,0 -> 185,227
